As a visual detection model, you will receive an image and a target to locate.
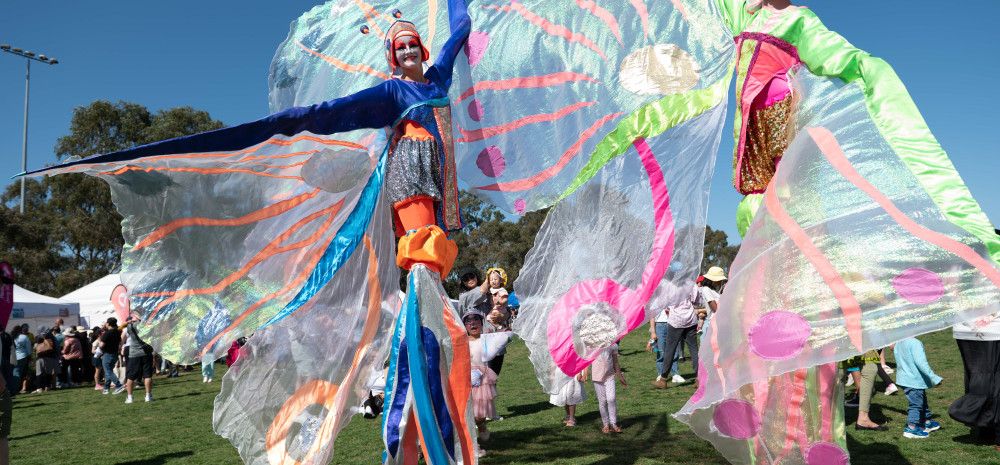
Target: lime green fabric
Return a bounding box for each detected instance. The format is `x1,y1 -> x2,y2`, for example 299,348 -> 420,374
558,77 -> 730,201
736,193 -> 764,238
718,2 -> 999,262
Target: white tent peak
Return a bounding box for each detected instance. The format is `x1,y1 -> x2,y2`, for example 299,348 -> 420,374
60,274 -> 122,327
14,285 -> 75,304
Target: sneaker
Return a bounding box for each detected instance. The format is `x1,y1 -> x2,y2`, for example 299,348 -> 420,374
923,420 -> 941,432
102,389 -> 110,395
113,386 -> 126,395
206,377 -> 212,383
845,395 -> 860,408
145,394 -> 153,403
903,425 -> 930,439
652,377 -> 668,389
202,376 -> 207,383
671,374 -> 686,383
125,395 -> 134,404
884,383 -> 899,396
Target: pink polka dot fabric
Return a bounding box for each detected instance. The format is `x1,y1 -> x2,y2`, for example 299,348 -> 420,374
712,399 -> 762,440
892,267 -> 945,304
748,311 -> 812,360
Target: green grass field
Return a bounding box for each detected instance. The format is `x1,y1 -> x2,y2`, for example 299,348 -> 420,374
10,328 -> 1000,464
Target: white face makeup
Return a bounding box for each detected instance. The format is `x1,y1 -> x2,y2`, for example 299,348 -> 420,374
393,35 -> 423,73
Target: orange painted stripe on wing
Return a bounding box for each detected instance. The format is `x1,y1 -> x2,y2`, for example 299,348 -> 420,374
194,204 -> 344,355
441,299 -> 475,464
295,41 -> 390,80
353,0 -> 387,38
457,101 -> 595,143
476,112 -> 620,192
485,3 -> 607,60
133,188 -> 322,251
455,71 -> 599,104
141,199 -> 344,321
425,0 -> 438,50
61,136 -> 365,173
100,165 -> 304,181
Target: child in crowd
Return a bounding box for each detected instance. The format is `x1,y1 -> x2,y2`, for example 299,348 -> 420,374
893,337 -> 943,439
457,268 -> 484,316
591,342 -> 626,433
550,367 -> 588,427
464,311 -> 498,445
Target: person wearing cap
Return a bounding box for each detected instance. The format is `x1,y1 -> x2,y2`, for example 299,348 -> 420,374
456,268 -> 484,316
123,314 -> 155,403
60,328 -> 83,387
696,266 -> 727,331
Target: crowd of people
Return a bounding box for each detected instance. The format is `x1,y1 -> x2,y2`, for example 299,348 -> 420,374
4,263 -> 1000,460
0,315 -> 248,404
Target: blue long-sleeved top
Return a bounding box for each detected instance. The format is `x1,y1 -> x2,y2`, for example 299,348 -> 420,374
26,0 -> 471,175
893,337 -> 942,390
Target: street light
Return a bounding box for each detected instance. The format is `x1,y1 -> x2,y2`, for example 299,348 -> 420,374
1,44 -> 59,214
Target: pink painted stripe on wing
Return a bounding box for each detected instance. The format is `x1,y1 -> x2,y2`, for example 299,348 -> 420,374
629,0 -> 650,38
808,127 -> 1000,287
457,101 -> 595,143
455,71 -> 599,103
574,0 -> 623,44
763,182 -> 864,351
476,112 -> 620,192
485,2 -> 608,60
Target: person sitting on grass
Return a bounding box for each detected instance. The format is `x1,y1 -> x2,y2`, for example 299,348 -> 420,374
894,337 -> 943,439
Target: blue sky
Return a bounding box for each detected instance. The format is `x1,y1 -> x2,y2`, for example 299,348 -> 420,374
1,1 -> 997,242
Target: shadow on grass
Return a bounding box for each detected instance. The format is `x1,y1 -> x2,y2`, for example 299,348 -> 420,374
505,401 -> 551,418
483,413 -> 724,465
12,400 -> 67,409
952,427 -> 998,446
9,430 -> 58,440
113,450 -> 194,465
846,434 -> 910,465
155,391 -> 211,401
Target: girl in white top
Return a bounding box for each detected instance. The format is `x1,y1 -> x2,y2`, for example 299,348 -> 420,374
591,342 -> 627,433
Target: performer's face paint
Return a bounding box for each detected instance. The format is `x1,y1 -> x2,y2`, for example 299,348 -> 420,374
393,35 -> 423,73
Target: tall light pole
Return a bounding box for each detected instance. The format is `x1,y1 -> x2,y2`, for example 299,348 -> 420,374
1,44 -> 58,214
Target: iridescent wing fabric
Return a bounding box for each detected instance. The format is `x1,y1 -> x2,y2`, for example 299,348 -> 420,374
26,123 -> 384,365
675,3 -> 1000,464
269,0 -> 453,109
273,0 -> 740,394
451,0 -> 736,391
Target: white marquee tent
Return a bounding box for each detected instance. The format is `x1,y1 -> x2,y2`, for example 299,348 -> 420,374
60,274 -> 122,328
10,286 -> 81,332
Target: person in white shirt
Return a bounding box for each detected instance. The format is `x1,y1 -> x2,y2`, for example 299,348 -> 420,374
648,284 -> 702,389
696,266 -> 727,331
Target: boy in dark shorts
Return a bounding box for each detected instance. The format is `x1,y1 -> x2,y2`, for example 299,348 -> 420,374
124,314 -> 154,404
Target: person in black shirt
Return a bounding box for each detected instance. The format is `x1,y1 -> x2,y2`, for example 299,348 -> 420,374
98,318 -> 124,394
